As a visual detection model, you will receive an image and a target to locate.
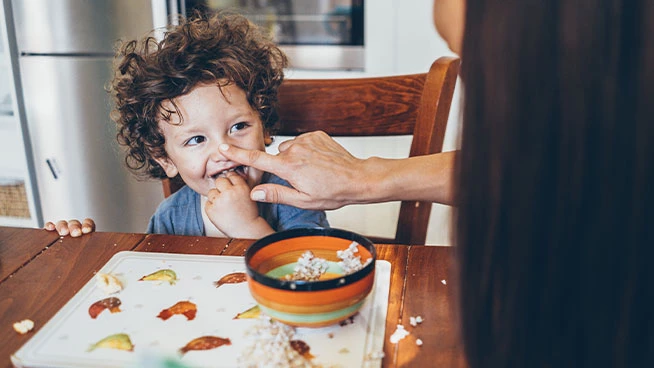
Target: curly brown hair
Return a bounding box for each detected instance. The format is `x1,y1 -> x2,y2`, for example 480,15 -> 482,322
110,11 -> 288,179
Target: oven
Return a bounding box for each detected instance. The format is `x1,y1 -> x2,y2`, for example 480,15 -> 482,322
169,0 -> 364,71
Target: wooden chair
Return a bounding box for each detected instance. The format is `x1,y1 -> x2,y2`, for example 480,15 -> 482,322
163,56 -> 461,244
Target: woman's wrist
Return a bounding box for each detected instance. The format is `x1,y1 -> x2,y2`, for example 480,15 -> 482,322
354,152 -> 457,206
355,156 -> 397,204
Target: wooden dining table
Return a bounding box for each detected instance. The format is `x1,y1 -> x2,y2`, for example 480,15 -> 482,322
0,225 -> 465,368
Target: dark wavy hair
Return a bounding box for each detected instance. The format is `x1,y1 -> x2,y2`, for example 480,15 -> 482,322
456,1 -> 653,367
110,11 -> 288,179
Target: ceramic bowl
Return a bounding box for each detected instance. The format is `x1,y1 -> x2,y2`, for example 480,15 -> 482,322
244,228 -> 377,328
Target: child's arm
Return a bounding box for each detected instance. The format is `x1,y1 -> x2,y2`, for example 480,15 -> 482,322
204,172 -> 274,239
44,218 -> 95,237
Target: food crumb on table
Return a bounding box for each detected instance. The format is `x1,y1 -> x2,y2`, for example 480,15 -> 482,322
416,338 -> 423,346
365,350 -> 386,360
409,315 -> 424,327
441,279 -> 447,285
13,319 -> 34,334
390,324 -> 410,343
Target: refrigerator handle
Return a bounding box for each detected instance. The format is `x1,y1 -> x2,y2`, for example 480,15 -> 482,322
45,158 -> 59,179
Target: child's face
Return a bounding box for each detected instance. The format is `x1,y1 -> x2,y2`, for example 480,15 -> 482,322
155,83 -> 269,197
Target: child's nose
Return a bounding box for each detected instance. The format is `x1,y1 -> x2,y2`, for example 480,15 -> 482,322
209,148 -> 227,162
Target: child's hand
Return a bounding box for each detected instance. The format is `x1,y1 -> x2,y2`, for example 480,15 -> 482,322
44,218 -> 95,237
205,171 -> 273,239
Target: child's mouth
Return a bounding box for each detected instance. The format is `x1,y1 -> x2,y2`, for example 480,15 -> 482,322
211,166 -> 248,180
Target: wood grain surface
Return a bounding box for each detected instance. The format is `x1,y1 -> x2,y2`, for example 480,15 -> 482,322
398,246 -> 466,367
0,228 -> 465,368
0,227 -> 59,283
133,233 -> 230,255
0,232 -> 144,368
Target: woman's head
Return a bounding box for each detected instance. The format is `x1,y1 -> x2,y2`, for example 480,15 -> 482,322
432,0 -> 465,55
455,1 -> 654,366
110,11 -> 287,179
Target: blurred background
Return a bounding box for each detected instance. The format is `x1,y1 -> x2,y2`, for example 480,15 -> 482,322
0,0 -> 459,245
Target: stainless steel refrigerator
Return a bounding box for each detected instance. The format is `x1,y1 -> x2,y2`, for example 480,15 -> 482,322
9,0 -> 164,232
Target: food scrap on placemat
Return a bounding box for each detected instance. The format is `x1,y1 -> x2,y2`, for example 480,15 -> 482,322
339,313 -> 358,327
95,273 -> 123,294
213,272 -> 247,288
139,269 -> 178,285
88,297 -> 122,319
179,336 -> 231,355
157,301 -> 197,321
290,339 -> 315,360
87,333 -> 134,352
234,305 -> 261,319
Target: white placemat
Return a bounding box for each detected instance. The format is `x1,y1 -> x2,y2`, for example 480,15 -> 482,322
12,251 -> 391,368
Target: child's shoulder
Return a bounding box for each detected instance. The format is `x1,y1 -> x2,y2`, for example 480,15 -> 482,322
156,185 -> 199,212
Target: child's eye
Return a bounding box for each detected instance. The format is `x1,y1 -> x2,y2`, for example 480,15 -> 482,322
229,122 -> 248,134
185,136 -> 206,146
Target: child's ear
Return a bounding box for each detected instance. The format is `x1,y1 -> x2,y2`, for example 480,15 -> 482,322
264,131 -> 273,146
154,157 -> 179,178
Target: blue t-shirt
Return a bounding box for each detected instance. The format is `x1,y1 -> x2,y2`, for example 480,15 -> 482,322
147,173 -> 329,236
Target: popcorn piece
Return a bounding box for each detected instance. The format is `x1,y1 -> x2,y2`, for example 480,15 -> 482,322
284,251 -> 329,281
337,241 -> 372,274
390,324 -> 410,344
364,350 -> 386,366
238,317 -> 319,367
283,242 -> 373,282
13,319 -> 34,334
409,315 -> 424,327
95,273 -> 123,294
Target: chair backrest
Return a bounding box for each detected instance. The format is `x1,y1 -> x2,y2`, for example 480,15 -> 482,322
163,56 -> 461,244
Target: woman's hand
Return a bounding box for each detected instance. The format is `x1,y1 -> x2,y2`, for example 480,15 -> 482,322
44,218 -> 96,237
218,130 -> 457,209
218,131 -> 370,210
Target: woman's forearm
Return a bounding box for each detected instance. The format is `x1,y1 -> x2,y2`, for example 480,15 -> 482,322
360,151 -> 457,206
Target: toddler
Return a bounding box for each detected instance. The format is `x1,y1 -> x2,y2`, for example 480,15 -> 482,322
47,11 -> 328,238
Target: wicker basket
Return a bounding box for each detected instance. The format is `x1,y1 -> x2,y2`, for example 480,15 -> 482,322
0,182 -> 31,218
